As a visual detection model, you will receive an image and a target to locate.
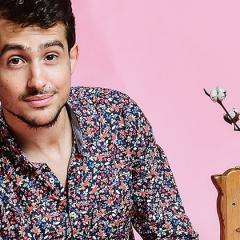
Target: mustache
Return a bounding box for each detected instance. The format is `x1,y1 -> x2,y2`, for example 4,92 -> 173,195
19,89 -> 57,101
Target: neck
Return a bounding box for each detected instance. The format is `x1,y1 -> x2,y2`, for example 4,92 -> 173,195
3,106 -> 72,151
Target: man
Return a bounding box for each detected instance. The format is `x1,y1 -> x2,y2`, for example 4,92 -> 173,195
0,0 -> 199,239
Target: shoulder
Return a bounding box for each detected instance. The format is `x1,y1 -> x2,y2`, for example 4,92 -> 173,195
68,86 -> 131,105
68,86 -> 142,115
68,85 -> 150,130
68,86 -> 154,152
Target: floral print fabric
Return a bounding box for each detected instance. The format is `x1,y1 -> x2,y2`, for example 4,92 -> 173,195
0,86 -> 199,239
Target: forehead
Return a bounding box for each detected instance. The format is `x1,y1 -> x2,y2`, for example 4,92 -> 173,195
0,19 -> 67,48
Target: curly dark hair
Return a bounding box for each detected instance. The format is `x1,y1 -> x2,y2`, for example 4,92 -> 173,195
0,0 -> 76,50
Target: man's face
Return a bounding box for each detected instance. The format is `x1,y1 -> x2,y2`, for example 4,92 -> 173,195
0,19 -> 78,128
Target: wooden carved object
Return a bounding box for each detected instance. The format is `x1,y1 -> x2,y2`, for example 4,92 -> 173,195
212,167 -> 240,240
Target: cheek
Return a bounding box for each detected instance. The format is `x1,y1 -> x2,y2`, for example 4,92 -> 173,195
0,80 -> 11,101
0,70 -> 27,93
46,65 -> 71,89
0,80 -> 22,103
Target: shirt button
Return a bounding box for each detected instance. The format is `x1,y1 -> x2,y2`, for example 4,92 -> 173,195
69,212 -> 77,220
49,177 -> 55,184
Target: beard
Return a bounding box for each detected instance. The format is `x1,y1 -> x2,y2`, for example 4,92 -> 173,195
5,103 -> 66,129
1,86 -> 70,129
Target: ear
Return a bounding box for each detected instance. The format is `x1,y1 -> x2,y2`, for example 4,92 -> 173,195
69,43 -> 79,74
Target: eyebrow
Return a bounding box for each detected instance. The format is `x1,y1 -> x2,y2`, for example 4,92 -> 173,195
0,44 -> 29,57
40,40 -> 64,51
0,40 -> 65,57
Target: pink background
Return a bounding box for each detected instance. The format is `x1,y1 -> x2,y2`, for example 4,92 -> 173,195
71,1 -> 240,239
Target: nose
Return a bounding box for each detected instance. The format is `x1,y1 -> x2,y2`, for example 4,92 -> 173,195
27,61 -> 46,90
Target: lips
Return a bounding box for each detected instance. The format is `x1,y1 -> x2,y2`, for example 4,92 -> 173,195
24,94 -> 54,108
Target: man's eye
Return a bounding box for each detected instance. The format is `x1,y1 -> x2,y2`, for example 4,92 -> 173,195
45,54 -> 58,61
7,57 -> 24,65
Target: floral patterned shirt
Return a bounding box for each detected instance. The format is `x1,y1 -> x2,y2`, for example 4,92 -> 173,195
0,86 -> 199,239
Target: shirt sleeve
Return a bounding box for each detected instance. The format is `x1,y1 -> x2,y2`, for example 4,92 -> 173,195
122,95 -> 199,239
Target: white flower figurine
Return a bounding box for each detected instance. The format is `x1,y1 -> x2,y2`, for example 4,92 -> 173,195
228,108 -> 239,119
224,108 -> 240,124
204,86 -> 240,131
209,86 -> 227,102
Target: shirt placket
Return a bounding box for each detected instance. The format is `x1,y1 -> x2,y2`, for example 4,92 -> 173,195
33,163 -> 72,239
